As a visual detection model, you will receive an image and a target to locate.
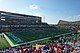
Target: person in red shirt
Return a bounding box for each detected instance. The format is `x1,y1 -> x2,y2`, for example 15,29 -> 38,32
51,46 -> 54,53
68,45 -> 71,48
56,47 -> 61,53
70,47 -> 74,52
30,47 -> 34,52
21,48 -> 25,53
34,49 -> 39,53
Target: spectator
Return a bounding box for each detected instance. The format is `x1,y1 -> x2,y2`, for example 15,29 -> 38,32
64,46 -> 70,53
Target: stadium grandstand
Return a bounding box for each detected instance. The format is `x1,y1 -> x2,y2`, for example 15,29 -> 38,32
0,11 -> 53,32
57,20 -> 80,31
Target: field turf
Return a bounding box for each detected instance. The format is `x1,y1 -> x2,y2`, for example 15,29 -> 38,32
0,35 -> 10,49
4,29 -> 72,44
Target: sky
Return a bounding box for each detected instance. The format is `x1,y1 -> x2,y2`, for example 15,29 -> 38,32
0,0 -> 80,24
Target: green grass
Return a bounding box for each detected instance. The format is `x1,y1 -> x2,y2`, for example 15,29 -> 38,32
4,29 -> 72,44
5,32 -> 17,45
31,39 -> 51,46
0,37 -> 11,49
39,39 -> 51,42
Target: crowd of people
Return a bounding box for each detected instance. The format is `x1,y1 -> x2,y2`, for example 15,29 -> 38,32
0,35 -> 80,53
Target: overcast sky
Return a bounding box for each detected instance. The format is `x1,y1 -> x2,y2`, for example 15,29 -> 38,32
0,0 -> 80,24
